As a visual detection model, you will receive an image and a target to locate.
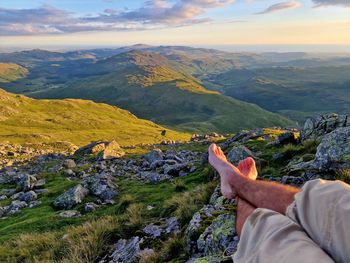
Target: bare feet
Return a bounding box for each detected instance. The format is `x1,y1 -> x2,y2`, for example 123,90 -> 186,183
238,157 -> 258,180
208,144 -> 243,199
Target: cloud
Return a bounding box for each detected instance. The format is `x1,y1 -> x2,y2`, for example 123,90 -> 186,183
312,0 -> 350,7
256,1 -> 301,14
0,0 -> 235,36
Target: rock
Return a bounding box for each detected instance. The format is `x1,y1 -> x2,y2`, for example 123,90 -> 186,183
143,224 -> 162,239
75,140 -> 125,160
29,200 -> 41,208
53,184 -> 89,209
0,195 -> 7,201
164,163 -> 192,177
311,126 -> 350,171
59,210 -> 81,218
164,217 -> 180,235
98,141 -> 125,160
200,153 -> 209,166
144,149 -> 164,163
7,200 -> 27,215
301,113 -> 349,141
197,213 -> 237,257
18,174 -> 37,191
83,174 -> 117,202
33,179 -> 46,188
227,144 -> 254,165
63,159 -> 76,169
107,236 -> 143,263
85,202 -> 99,212
20,191 -> 38,202
138,171 -> 171,183
0,188 -> 16,196
277,131 -> 298,145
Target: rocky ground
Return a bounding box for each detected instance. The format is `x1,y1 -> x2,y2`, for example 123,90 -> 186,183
0,113 -> 349,262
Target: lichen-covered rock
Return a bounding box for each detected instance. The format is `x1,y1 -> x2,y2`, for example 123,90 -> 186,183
53,184 -> 89,209
197,213 -> 237,257
18,174 -> 37,191
164,216 -> 180,235
227,145 -> 253,165
85,202 -> 99,212
75,140 -> 125,160
311,126 -> 350,171
301,113 -> 349,141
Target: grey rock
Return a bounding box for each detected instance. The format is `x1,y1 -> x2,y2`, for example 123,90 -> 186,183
164,216 -> 180,235
227,144 -> 253,165
108,236 -> 143,263
18,174 -> 37,191
85,202 -> 99,212
277,131 -> 298,145
143,224 -> 162,239
20,191 -> 38,202
197,213 -> 237,256
98,141 -> 125,160
0,188 -> 16,196
59,210 -> 81,218
0,195 -> 7,201
83,174 -> 117,202
63,159 -> 76,169
53,184 -> 89,209
29,200 -> 42,208
7,200 -> 27,215
301,113 -> 349,141
144,149 -> 164,163
33,178 -> 46,188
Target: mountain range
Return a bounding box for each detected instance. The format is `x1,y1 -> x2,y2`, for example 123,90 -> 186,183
1,44 -> 350,133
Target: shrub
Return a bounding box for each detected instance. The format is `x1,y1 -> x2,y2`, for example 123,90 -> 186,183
116,194 -> 136,212
336,169 -> 350,184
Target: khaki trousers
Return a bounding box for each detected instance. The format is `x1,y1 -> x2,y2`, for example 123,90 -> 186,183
233,179 -> 350,263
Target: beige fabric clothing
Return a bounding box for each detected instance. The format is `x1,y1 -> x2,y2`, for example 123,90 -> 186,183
286,179 -> 350,263
234,179 -> 350,263
233,208 -> 334,263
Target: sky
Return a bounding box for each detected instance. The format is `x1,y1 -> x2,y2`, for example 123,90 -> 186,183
1,0 -> 350,51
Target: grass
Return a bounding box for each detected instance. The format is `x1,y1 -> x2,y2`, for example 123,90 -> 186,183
336,169 -> 350,184
0,157 -> 215,262
0,88 -> 190,147
0,63 -> 28,83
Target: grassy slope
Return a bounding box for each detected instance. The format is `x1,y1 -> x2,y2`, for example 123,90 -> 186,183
31,51 -> 294,133
0,88 -> 189,146
0,63 -> 28,83
208,66 -> 350,122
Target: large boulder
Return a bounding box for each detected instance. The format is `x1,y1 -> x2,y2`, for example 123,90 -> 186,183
227,144 -> 254,165
301,113 -> 349,141
312,126 -> 350,171
144,149 -> 164,163
75,140 -> 125,160
53,184 -> 89,209
197,213 -> 238,257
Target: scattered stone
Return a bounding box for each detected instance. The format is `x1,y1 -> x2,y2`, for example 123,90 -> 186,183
105,236 -> 143,263
85,202 -> 99,212
164,217 -> 180,235
53,184 -> 89,209
83,174 -> 117,202
75,140 -> 125,160
20,191 -> 38,202
227,144 -> 254,165
143,224 -> 162,239
277,131 -> 298,145
18,174 -> 37,191
0,195 -> 7,201
63,159 -> 76,169
7,200 -> 27,215
59,210 -> 81,218
29,200 -> 42,208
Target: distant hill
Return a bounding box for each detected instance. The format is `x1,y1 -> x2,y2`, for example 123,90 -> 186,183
0,88 -> 189,146
0,63 -> 28,82
29,50 -> 293,133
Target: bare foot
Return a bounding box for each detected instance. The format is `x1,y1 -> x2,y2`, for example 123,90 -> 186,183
238,157 -> 258,180
208,144 -> 243,199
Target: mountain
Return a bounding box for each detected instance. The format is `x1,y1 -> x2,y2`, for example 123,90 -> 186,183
0,63 -> 28,82
206,66 -> 350,122
0,88 -> 189,146
28,50 -> 293,133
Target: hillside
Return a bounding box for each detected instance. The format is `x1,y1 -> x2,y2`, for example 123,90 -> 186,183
0,63 -> 28,83
206,66 -> 350,122
29,51 -> 293,132
0,88 -> 189,146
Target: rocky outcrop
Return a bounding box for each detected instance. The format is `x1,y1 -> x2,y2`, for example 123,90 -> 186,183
53,184 -> 89,209
227,144 -> 254,165
301,113 -> 349,141
75,140 -> 125,160
83,174 -> 117,203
